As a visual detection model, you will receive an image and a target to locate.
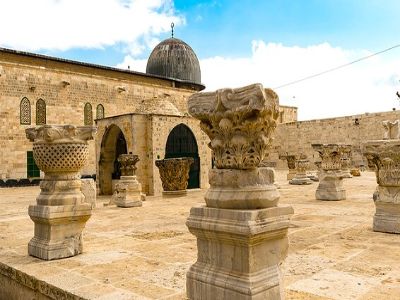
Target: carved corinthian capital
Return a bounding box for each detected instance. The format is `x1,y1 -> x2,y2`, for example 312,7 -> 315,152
312,144 -> 351,171
118,154 -> 140,176
188,83 -> 279,169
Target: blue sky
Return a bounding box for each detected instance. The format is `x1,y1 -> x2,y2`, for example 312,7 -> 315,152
1,0 -> 399,120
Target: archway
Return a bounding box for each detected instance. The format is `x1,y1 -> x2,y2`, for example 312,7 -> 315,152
99,124 -> 127,195
165,124 -> 200,189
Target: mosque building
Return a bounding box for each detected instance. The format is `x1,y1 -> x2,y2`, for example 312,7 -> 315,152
0,32 -> 297,194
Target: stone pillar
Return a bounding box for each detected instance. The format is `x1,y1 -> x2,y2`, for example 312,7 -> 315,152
155,157 -> 194,197
25,125 -> 96,260
289,156 -> 312,185
312,144 -> 349,201
340,145 -> 353,178
81,178 -> 96,209
280,154 -> 297,180
186,83 -> 293,299
113,154 -> 145,207
363,122 -> 400,233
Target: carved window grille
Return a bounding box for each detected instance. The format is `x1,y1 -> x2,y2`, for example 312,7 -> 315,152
84,103 -> 93,125
96,104 -> 104,119
36,99 -> 46,125
20,97 -> 31,125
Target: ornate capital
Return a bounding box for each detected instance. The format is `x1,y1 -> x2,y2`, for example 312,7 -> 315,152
26,125 -> 97,174
188,83 -> 279,169
155,158 -> 194,191
382,120 -> 400,140
26,125 -> 97,144
312,144 -> 351,171
118,154 -> 140,176
363,140 -> 400,186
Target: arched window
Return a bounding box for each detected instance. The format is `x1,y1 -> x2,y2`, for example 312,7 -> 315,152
20,97 -> 31,125
84,103 -> 93,125
96,104 -> 104,119
36,99 -> 46,125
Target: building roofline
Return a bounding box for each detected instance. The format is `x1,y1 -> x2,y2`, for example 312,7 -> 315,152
0,47 -> 205,91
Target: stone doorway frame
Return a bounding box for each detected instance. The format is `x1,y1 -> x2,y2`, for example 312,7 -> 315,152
99,124 -> 128,195
165,123 -> 200,189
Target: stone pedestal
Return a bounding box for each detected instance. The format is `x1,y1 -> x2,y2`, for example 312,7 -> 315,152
113,154 -> 145,207
279,154 -> 297,180
186,84 -> 293,299
155,157 -> 194,196
341,145 -> 353,178
25,125 -> 96,260
312,144 -> 349,201
289,157 -> 312,185
186,205 -> 293,300
363,139 -> 400,233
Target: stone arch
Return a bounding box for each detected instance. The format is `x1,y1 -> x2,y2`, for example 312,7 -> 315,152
99,124 -> 127,195
20,97 -> 31,125
36,99 -> 46,125
165,123 -> 200,189
84,103 -> 93,125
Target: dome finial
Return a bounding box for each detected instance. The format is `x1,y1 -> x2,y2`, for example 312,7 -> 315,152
171,22 -> 174,38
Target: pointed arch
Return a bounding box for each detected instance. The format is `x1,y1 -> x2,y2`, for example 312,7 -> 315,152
20,97 -> 31,125
36,99 -> 46,125
96,104 -> 104,119
84,102 -> 93,125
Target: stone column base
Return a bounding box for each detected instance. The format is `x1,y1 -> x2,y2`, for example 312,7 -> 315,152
28,204 -> 91,260
114,176 -> 144,208
372,187 -> 400,233
289,175 -> 312,185
286,171 -> 296,180
315,171 -> 346,201
186,205 -> 293,300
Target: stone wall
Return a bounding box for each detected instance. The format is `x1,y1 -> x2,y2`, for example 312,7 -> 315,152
270,110 -> 400,169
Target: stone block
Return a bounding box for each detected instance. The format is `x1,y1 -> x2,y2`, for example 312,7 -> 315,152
81,178 -> 96,209
315,171 -> 346,201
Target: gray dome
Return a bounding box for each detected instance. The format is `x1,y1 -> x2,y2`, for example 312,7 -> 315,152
146,38 -> 201,85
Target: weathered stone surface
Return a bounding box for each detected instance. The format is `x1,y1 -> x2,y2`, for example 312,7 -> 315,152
363,139 -> 400,233
280,154 -> 297,180
350,168 -> 361,176
289,157 -> 312,185
155,157 -> 193,195
186,84 -> 293,299
25,125 -> 96,260
382,120 -> 400,140
186,206 -> 293,300
341,145 -> 353,178
188,83 -> 279,169
118,154 -> 139,176
312,144 -> 349,201
113,176 -> 144,208
81,178 -> 96,209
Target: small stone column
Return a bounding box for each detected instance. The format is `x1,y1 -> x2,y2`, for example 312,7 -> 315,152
113,154 -> 145,207
289,155 -> 312,185
280,154 -> 297,180
155,157 -> 194,196
25,125 -> 96,260
363,121 -> 400,233
312,144 -> 349,201
186,84 -> 293,299
341,145 -> 353,178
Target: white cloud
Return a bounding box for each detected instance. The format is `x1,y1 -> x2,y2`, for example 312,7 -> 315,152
200,41 -> 400,120
0,0 -> 182,54
116,55 -> 147,72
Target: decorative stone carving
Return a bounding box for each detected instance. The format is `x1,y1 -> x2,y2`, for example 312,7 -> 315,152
363,139 -> 400,233
350,168 -> 361,176
155,157 -> 194,196
113,154 -> 144,207
25,125 -> 96,260
289,155 -> 312,185
382,120 -> 400,140
280,153 -> 297,180
340,145 -> 353,178
186,84 -> 293,299
312,144 -> 349,201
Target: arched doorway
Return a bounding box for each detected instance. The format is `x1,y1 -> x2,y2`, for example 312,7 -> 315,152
165,124 -> 200,189
99,124 -> 127,195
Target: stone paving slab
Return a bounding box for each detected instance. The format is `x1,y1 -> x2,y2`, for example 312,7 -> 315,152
1,171 -> 400,299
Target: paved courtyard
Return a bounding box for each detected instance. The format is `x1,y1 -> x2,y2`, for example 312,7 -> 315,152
1,171 -> 400,299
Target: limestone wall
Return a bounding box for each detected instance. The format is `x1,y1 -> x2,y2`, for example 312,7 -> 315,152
0,50 -> 194,180
271,110 -> 400,169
